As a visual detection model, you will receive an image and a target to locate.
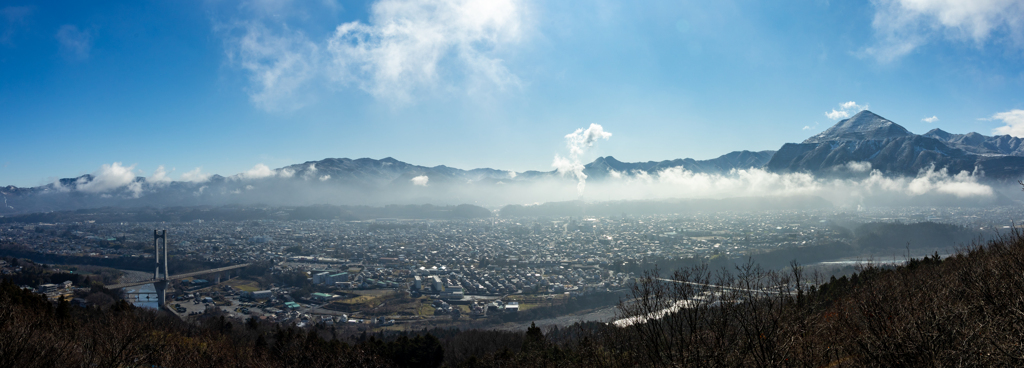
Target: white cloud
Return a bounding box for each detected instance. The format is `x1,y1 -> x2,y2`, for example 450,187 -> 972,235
825,109 -> 850,120
302,163 -> 319,180
224,22 -> 320,112
278,167 -> 295,178
829,161 -> 874,174
181,167 -> 211,183
803,125 -> 813,130
326,0 -> 525,103
147,166 -> 173,185
55,24 -> 92,61
49,177 -> 70,193
76,162 -> 138,194
584,165 -> 993,205
991,109 -> 1024,137
239,163 -> 276,179
411,175 -> 429,186
319,174 -> 331,181
508,170 -> 517,179
220,0 -> 528,110
922,116 -> 939,123
866,0 -> 1024,62
825,101 -> 868,120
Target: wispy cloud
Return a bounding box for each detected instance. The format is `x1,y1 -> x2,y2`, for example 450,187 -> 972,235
55,24 -> 92,61
865,0 -> 1024,62
922,116 -> 938,123
1,6 -> 32,46
147,165 -> 173,185
326,0 -> 525,103
224,22 -> 320,111
411,175 -> 429,186
219,0 -> 528,111
991,109 -> 1024,137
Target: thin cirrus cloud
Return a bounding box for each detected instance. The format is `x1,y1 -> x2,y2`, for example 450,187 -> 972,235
221,0 -> 528,111
55,24 -> 92,61
1,6 -> 32,45
865,0 -> 1024,62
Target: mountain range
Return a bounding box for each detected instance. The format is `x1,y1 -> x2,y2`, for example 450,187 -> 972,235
766,110 -> 1024,179
2,110 -> 1022,214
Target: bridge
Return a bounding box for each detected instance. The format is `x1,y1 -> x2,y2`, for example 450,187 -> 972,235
104,230 -> 251,308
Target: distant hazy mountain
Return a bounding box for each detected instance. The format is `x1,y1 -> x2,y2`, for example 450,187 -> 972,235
7,110 -> 1023,215
922,129 -> 1024,156
0,151 -> 775,215
767,110 -> 1024,179
583,150 -> 775,179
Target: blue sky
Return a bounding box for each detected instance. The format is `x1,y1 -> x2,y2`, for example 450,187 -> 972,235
2,0 -> 1023,187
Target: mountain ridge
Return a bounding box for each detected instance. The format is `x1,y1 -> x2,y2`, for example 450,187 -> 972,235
0,150 -> 776,214
768,110 -> 1024,179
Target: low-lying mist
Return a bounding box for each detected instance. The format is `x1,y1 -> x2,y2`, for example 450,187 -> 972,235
5,163 -> 1015,215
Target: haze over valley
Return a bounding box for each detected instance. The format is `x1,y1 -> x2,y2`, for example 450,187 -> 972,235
3,0 -> 1024,366
2,111 -> 1017,214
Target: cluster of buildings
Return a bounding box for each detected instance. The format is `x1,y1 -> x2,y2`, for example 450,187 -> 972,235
4,206 -> 1024,316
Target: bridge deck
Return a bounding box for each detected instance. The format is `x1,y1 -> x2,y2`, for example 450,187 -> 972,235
105,263 -> 250,289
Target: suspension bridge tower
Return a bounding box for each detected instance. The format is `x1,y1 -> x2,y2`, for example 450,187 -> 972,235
153,229 -> 169,307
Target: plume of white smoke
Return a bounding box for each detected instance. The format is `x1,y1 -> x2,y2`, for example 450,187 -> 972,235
412,175 -> 429,186
553,123 -> 612,196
